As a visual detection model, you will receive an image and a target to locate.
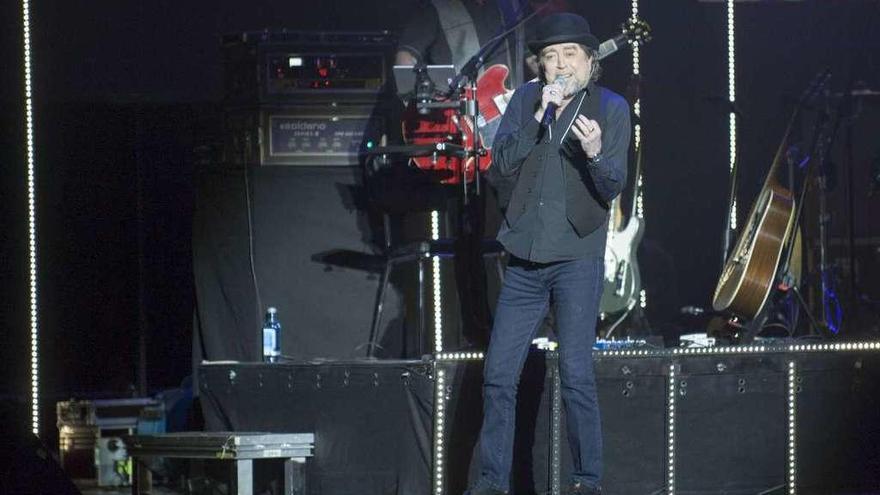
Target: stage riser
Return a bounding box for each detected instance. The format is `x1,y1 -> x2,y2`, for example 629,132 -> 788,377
200,360 -> 434,494
199,350 -> 880,494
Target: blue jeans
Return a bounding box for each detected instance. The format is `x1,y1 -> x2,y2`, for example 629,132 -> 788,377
474,256 -> 604,492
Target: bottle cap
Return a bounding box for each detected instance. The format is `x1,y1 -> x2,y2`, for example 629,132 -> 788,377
267,307 -> 277,314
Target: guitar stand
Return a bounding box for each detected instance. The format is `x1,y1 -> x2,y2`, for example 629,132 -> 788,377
790,284 -> 829,335
736,306 -> 771,345
736,275 -> 829,344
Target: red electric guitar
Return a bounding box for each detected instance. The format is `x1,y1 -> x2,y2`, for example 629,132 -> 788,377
401,17 -> 652,184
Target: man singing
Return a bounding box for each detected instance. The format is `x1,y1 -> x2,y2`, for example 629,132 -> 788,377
469,12 -> 630,495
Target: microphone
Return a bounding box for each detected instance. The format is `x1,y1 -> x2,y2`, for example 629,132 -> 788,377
597,37 -> 622,61
413,64 -> 435,116
541,76 -> 565,127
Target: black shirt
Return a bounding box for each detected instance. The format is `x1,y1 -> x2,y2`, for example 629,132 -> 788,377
492,81 -> 630,263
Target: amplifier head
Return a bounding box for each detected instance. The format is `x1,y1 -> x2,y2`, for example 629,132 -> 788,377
225,103 -> 392,167
223,30 -> 397,105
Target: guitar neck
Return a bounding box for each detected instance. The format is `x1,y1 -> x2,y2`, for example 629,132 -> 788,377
759,70 -> 830,192
761,106 -> 802,192
626,72 -> 644,222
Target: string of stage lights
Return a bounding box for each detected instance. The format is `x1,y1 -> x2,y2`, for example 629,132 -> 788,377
728,0 -> 738,231
22,0 -> 39,437
632,0 -> 648,311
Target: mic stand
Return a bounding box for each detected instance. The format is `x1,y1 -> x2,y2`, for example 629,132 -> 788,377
813,70 -> 856,335
448,37 -> 506,204
711,96 -> 743,275
463,79 -> 481,204
773,71 -> 852,339
721,108 -> 741,271
833,0 -> 873,329
774,76 -> 837,340
446,0 -> 537,201
446,0 -> 538,97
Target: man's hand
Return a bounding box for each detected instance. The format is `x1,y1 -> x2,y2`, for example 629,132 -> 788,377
535,84 -> 563,122
540,82 -> 564,112
534,81 -> 564,121
395,50 -> 418,65
570,115 -> 602,158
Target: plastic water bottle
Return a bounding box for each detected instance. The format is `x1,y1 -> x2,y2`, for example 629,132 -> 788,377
262,307 -> 282,363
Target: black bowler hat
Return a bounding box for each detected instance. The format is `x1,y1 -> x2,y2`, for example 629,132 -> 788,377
528,13 -> 600,54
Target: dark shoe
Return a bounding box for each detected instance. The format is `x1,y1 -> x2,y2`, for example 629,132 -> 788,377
565,481 -> 601,495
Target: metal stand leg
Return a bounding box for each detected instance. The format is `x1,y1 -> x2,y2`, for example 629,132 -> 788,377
369,262 -> 395,358
741,304 -> 771,344
132,457 -> 152,495
283,458 -> 308,495
742,281 -> 827,343
790,285 -> 830,337
231,459 -> 253,495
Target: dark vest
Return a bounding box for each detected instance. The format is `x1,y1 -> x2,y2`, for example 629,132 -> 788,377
504,83 -> 609,238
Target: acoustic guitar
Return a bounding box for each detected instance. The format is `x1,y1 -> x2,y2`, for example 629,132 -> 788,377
712,72 -> 830,319
712,167 -> 796,319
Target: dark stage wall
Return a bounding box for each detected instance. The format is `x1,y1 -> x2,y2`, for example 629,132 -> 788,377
2,0 -> 879,438
0,0 -> 29,436
193,165 -> 409,363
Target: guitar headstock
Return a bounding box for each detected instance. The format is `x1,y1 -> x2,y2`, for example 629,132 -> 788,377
621,18 -> 652,45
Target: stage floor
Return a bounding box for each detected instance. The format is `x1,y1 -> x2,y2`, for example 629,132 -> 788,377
75,479 -> 177,495
194,342 -> 880,494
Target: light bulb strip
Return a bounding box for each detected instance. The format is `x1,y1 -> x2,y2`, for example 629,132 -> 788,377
788,361 -> 797,494
596,341 -> 880,359
431,211 -> 443,354
433,368 -> 447,495
667,363 -> 676,494
23,0 -> 39,437
436,352 -> 485,361
632,0 -> 646,303
728,0 -> 737,231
